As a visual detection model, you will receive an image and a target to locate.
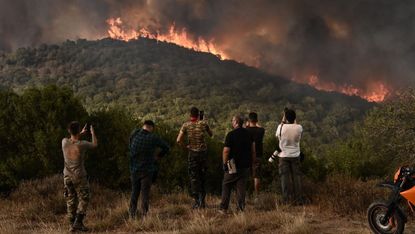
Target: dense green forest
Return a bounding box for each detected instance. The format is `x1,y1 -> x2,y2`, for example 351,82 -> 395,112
1,86 -> 413,195
0,38 -> 372,141
0,86 -> 321,193
2,39 -> 409,194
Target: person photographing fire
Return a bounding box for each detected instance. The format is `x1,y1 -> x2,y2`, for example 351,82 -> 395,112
176,107 -> 213,209
269,108 -> 303,204
62,121 -> 97,232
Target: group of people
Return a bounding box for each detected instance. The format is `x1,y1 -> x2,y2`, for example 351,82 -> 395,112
61,107 -> 303,232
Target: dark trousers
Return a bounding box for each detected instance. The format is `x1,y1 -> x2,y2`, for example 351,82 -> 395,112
129,171 -> 153,217
220,168 -> 249,211
279,157 -> 302,202
188,150 -> 207,202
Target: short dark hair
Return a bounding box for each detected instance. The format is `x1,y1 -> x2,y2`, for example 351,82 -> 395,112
248,112 -> 258,122
143,120 -> 155,127
233,115 -> 244,127
285,109 -> 296,124
190,107 -> 199,118
68,121 -> 80,135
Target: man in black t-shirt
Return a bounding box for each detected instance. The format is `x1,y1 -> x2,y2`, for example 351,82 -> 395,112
219,115 -> 256,212
246,112 -> 265,196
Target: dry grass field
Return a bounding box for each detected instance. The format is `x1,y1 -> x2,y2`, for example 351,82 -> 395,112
0,175 -> 413,233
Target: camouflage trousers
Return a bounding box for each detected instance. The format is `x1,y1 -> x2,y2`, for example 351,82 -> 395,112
188,150 -> 207,201
64,175 -> 90,219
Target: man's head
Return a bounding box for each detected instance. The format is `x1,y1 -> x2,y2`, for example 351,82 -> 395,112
232,115 -> 244,129
68,121 -> 80,136
143,120 -> 155,132
248,112 -> 258,123
190,107 -> 199,118
284,109 -> 296,124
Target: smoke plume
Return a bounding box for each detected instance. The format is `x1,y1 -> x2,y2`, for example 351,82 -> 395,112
1,0 -> 415,100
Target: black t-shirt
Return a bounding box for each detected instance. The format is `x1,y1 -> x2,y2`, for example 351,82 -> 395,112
224,127 -> 253,169
246,126 -> 265,158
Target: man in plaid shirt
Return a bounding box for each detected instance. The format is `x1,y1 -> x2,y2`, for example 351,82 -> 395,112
129,120 -> 170,219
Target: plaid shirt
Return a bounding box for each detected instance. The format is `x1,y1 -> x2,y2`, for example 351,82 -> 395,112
129,129 -> 170,173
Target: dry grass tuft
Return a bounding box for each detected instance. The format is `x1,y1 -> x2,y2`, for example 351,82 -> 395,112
310,175 -> 387,215
0,174 -> 380,233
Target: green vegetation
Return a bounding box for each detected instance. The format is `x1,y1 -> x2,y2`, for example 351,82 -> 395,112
324,90 -> 415,178
0,86 -> 323,193
1,39 -> 409,195
0,38 -> 372,140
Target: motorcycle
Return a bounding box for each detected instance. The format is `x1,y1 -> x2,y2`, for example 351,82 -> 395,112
367,166 -> 415,234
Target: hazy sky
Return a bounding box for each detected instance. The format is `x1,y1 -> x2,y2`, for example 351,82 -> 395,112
1,0 -> 414,98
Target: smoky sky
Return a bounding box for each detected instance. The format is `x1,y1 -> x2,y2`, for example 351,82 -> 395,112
1,0 -> 415,95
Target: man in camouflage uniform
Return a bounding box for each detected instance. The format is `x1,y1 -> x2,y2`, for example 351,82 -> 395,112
177,107 -> 213,209
62,121 -> 97,232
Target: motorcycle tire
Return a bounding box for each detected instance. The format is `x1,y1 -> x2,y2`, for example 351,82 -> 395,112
367,201 -> 405,234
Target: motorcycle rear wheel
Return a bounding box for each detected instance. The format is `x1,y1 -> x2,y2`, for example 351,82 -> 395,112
367,201 -> 404,234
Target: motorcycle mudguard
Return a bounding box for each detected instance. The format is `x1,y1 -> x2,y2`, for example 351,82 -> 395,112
377,183 -> 398,191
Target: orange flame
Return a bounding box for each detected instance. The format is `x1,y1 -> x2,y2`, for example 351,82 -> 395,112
300,75 -> 389,102
107,17 -> 228,59
106,17 -> 389,102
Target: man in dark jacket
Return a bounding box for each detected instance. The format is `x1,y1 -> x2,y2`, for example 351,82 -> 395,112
219,115 -> 256,212
129,120 -> 170,219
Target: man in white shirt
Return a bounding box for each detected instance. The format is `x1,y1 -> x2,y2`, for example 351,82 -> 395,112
275,108 -> 303,204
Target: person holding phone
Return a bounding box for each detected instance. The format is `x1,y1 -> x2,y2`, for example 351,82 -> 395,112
177,107 -> 213,209
62,121 -> 97,232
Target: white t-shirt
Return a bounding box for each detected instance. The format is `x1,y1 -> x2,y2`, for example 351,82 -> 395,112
275,123 -> 303,158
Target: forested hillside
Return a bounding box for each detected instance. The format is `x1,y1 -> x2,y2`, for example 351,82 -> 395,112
0,38 -> 372,143
1,39 -> 413,195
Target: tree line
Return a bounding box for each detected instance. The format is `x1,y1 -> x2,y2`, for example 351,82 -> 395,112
1,85 -> 411,194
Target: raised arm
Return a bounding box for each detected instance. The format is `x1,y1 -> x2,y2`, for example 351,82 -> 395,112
90,125 -> 98,148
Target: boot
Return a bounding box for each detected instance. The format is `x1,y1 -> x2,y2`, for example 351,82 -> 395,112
198,193 -> 206,209
68,214 -> 76,231
192,199 -> 200,209
71,213 -> 89,232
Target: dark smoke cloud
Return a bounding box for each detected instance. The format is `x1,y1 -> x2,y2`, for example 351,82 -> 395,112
1,0 -> 415,96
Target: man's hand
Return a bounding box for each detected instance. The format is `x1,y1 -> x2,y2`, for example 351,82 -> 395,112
80,124 -> 88,135
90,125 -> 98,148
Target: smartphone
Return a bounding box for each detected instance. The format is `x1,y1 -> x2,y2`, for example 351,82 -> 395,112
199,111 -> 204,120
